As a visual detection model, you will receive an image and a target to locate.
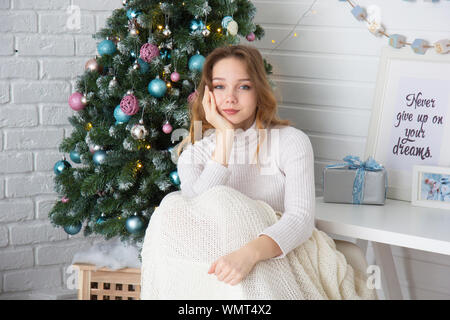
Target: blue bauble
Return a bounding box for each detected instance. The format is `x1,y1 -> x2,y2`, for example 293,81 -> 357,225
69,150 -> 81,164
64,222 -> 82,235
189,19 -> 205,32
130,50 -> 137,58
54,160 -> 71,175
169,170 -> 180,186
138,58 -> 149,74
97,40 -> 116,56
114,105 -> 131,123
221,16 -> 233,29
125,215 -> 145,234
159,49 -> 171,60
126,9 -> 141,20
188,54 -> 205,72
93,150 -> 107,165
148,78 -> 167,98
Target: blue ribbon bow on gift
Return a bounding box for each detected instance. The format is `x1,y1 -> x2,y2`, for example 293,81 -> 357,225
324,155 -> 387,204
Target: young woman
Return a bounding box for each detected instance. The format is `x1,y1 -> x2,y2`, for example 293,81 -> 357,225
140,45 -> 376,300
174,44 -> 315,287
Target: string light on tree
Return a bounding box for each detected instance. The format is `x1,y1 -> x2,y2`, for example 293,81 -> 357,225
136,160 -> 143,171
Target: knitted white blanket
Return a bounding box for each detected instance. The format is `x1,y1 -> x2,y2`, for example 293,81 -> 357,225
140,185 -> 377,300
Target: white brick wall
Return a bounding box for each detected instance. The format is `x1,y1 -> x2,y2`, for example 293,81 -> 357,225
2,0 -> 448,300
0,0 -> 123,299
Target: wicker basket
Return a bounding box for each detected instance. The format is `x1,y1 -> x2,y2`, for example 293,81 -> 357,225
73,263 -> 141,300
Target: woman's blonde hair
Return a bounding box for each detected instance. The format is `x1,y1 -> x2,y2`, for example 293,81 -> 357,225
176,44 -> 292,168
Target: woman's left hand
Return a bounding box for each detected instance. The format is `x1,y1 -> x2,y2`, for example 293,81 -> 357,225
208,247 -> 258,286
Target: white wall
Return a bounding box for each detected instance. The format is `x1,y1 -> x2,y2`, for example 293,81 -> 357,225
253,0 -> 450,299
0,0 -> 124,299
0,0 -> 449,299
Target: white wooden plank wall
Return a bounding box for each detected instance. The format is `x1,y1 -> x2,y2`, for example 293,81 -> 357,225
251,0 -> 450,299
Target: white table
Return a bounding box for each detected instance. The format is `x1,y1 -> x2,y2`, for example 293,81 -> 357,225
314,196 -> 450,300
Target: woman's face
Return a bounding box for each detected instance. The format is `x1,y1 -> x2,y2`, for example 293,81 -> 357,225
211,57 -> 258,130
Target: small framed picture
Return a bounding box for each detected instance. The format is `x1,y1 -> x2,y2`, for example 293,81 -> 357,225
411,165 -> 450,210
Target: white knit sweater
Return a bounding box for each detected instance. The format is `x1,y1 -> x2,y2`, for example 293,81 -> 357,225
176,118 -> 316,260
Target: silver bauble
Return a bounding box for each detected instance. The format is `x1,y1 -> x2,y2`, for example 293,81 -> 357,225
80,95 -> 88,105
85,58 -> 101,72
129,28 -> 139,36
132,60 -> 140,70
201,28 -> 211,37
109,77 -> 118,89
162,26 -> 172,37
126,89 -> 134,95
130,120 -> 148,140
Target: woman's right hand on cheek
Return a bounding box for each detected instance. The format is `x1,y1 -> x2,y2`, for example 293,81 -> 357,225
203,85 -> 234,133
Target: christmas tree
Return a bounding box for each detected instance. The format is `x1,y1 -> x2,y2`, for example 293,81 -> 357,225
48,0 -> 271,245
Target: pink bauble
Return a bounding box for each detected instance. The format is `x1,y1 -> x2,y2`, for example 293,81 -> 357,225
170,72 -> 180,82
162,121 -> 173,134
61,196 -> 69,203
187,90 -> 198,104
246,32 -> 255,42
120,94 -> 140,116
140,43 -> 160,63
69,92 -> 86,111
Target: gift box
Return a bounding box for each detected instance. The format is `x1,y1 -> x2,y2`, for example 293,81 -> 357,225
323,155 -> 388,205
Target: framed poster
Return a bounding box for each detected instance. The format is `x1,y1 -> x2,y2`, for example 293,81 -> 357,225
411,165 -> 450,210
364,46 -> 450,201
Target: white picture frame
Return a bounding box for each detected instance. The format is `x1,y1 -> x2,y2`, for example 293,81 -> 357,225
364,46 -> 450,202
411,165 -> 450,210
